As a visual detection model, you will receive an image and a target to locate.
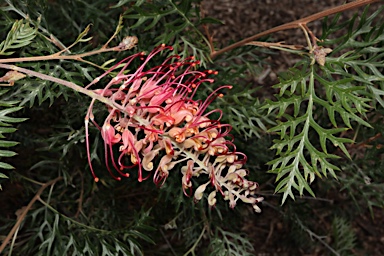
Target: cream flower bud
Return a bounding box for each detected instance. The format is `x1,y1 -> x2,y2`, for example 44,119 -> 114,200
228,193 -> 236,208
214,155 -> 227,164
208,191 -> 217,206
226,154 -> 235,163
235,169 -> 247,177
227,165 -> 237,174
142,150 -> 157,171
249,182 -> 259,191
253,204 -> 262,213
194,182 -> 209,201
223,191 -> 230,200
226,173 -> 238,182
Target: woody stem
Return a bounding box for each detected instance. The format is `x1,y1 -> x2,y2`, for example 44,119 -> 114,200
210,0 -> 381,59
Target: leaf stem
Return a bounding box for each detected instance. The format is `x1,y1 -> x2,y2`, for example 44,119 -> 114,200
13,171 -> 45,186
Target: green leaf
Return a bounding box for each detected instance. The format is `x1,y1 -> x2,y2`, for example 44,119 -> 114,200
0,127 -> 17,135
0,172 -> 9,178
72,24 -> 93,44
111,0 -> 145,8
265,6 -> 384,204
266,62 -> 374,203
0,161 -> 14,169
122,0 -> 211,66
0,149 -> 17,157
331,217 -> 356,254
0,19 -> 37,55
0,94 -> 25,172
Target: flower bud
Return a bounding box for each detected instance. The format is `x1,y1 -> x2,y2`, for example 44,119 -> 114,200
208,191 -> 217,206
194,182 -> 209,201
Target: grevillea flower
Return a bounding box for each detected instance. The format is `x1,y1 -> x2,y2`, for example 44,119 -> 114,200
84,44 -> 263,212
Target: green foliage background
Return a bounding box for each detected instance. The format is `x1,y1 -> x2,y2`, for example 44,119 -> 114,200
0,0 -> 383,255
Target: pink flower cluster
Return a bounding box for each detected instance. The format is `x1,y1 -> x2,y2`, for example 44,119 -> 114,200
85,44 -> 263,212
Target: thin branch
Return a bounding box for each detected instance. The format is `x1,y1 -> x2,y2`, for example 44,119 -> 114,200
210,0 -> 381,59
0,176 -> 63,254
295,215 -> 340,256
258,191 -> 335,203
203,25 -> 215,54
0,45 -> 123,64
246,41 -> 305,50
0,63 -> 123,111
200,2 -> 215,54
183,227 -> 206,256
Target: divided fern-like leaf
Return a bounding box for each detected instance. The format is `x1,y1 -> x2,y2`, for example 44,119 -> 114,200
211,45 -> 274,139
331,217 -> 356,255
265,64 -> 371,203
0,19 -> 37,55
121,0 -> 213,66
14,196 -> 154,256
209,228 -> 254,256
266,6 -> 384,203
0,90 -> 27,188
217,86 -> 273,139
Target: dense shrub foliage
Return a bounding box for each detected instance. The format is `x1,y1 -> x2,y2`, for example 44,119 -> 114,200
0,0 -> 383,255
